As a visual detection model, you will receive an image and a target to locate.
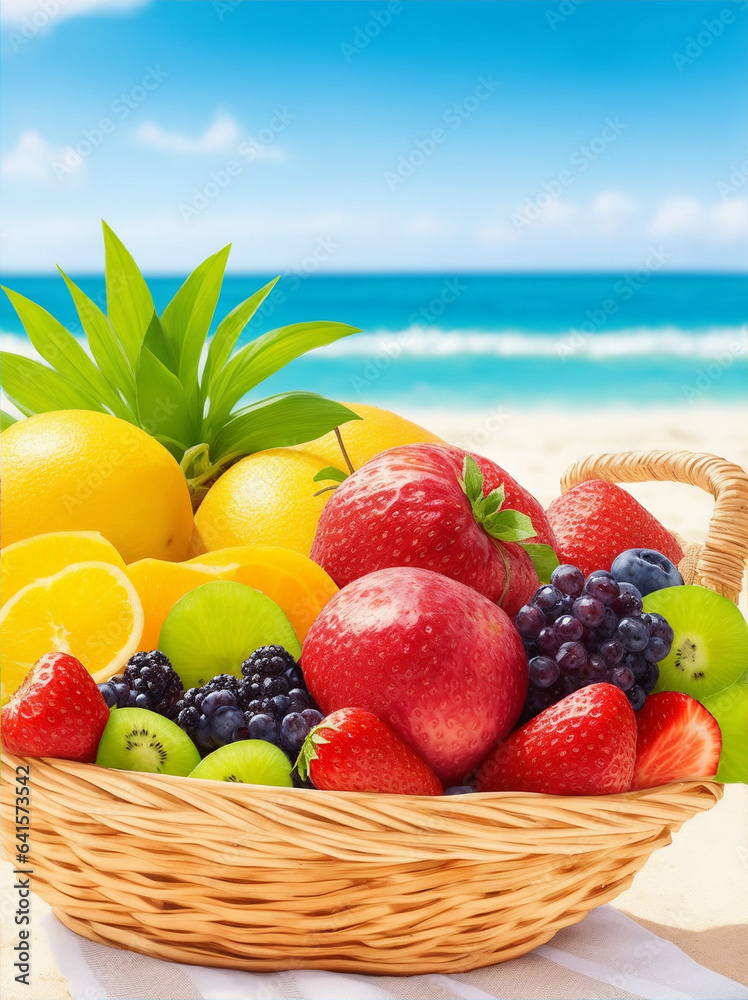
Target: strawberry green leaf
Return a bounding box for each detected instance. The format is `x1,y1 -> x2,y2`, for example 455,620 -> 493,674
142,311 -> 179,374
295,725 -> 331,781
459,455 -> 484,506
58,268 -> 137,411
206,321 -> 361,432
210,392 -> 360,465
161,244 -> 231,391
0,352 -> 107,415
479,485 -> 505,518
2,285 -> 131,420
102,221 -> 154,365
482,508 -> 537,542
201,276 -> 279,402
312,466 -> 349,484
134,345 -> 193,458
522,543 -> 560,584
0,409 -> 17,430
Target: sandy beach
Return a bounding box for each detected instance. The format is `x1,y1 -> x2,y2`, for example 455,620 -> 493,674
2,401 -> 746,999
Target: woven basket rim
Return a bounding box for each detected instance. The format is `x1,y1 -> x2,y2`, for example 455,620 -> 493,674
0,750 -> 723,806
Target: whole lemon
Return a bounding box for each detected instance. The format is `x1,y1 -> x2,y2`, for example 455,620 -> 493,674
193,448 -> 330,557
294,402 -> 444,472
1,411 -> 193,563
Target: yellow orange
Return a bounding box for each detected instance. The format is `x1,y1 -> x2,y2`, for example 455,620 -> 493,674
127,559 -> 234,651
188,545 -> 338,643
193,449 -> 330,558
295,402 -> 444,472
1,411 -> 193,563
1,530 -> 126,607
0,561 -> 143,702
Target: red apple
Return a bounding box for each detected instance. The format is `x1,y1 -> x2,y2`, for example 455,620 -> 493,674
302,566 -> 528,784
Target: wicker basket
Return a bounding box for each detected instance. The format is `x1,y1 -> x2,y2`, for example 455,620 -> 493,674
1,449 -> 745,976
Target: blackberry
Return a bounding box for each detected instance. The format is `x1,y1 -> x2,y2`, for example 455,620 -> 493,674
123,650 -> 183,715
241,645 -> 297,679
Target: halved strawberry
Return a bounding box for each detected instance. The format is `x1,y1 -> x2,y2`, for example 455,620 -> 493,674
631,691 -> 721,790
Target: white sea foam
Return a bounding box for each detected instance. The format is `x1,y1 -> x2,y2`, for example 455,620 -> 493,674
2,325 -> 746,365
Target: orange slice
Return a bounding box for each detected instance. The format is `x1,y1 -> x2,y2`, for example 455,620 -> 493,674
127,559 -> 235,652
187,545 -> 338,643
1,530 -> 126,607
0,561 -> 143,702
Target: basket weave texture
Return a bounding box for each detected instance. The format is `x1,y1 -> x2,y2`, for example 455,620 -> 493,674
1,449 -> 743,974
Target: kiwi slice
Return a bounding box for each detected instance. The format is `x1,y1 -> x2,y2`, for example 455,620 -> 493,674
95,707 -> 200,776
159,580 -> 302,689
643,585 -> 748,699
189,740 -> 293,786
703,680 -> 748,783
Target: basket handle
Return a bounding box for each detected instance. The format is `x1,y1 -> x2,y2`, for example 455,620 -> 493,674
560,450 -> 748,604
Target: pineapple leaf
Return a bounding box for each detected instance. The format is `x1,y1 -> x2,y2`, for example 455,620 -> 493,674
102,221 -> 154,364
0,409 -> 17,430
206,321 -> 360,432
142,311 -> 179,374
58,268 -> 137,411
0,352 -> 107,415
210,392 -> 361,464
1,286 -> 131,420
162,244 -> 231,392
134,344 -> 194,458
201,276 -> 279,401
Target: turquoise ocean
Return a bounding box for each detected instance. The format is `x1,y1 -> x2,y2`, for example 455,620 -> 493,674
1,273 -> 745,408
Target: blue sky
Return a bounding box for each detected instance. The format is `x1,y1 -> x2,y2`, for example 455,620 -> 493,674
1,0 -> 746,272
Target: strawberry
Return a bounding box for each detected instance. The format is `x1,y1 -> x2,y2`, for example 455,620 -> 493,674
546,480 -> 683,578
302,566 -> 528,785
311,443 -> 558,613
631,691 -> 721,790
297,707 -> 443,795
1,652 -> 110,762
476,683 -> 636,795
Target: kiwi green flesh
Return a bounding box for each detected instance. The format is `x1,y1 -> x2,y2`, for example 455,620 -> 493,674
95,708 -> 200,776
189,740 -> 293,786
643,585 -> 748,699
703,681 -> 748,783
159,580 -> 302,689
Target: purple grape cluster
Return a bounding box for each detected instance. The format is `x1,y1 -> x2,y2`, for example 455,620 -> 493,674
515,564 -> 673,721
172,646 -> 323,761
98,650 -> 182,715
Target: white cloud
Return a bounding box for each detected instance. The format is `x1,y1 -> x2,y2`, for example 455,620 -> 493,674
589,190 -> 636,233
402,214 -> 451,239
0,130 -> 83,184
648,196 -> 748,242
0,0 -> 149,28
134,110 -> 242,155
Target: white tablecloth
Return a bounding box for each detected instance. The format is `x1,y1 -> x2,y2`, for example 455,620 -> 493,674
44,904 -> 748,1000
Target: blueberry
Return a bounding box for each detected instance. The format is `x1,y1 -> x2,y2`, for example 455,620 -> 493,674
301,708 -> 323,727
201,690 -> 238,717
211,705 -> 246,746
287,688 -> 309,708
444,785 -> 477,795
247,712 -> 279,743
280,712 -> 310,755
611,548 -> 683,597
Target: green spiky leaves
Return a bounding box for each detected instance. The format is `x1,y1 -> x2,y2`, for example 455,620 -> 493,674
0,223 -> 362,497
460,456 -> 559,582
